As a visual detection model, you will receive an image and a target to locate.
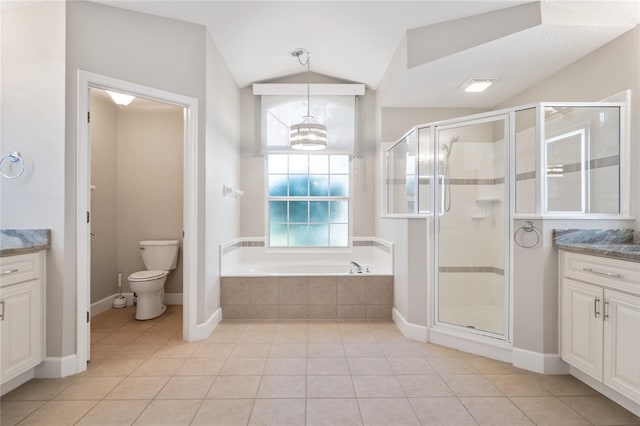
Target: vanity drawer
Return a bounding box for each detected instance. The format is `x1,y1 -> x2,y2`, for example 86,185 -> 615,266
563,251 -> 640,295
0,253 -> 41,288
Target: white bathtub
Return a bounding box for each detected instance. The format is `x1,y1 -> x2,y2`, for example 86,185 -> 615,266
220,237 -> 393,277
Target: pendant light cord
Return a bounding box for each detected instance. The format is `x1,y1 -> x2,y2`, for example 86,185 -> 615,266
294,49 -> 311,118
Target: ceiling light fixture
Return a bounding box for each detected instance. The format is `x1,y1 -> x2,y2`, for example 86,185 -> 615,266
106,90 -> 135,106
289,48 -> 327,151
462,78 -> 497,93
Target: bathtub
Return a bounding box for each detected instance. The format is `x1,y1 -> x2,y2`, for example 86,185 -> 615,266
219,237 -> 394,320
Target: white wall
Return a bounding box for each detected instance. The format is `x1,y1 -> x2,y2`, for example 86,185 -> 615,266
1,2 -> 67,356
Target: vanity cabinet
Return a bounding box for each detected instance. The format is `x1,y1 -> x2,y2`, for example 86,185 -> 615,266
559,251 -> 640,405
0,251 -> 45,386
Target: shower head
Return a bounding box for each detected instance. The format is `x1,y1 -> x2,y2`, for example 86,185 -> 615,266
441,135 -> 460,156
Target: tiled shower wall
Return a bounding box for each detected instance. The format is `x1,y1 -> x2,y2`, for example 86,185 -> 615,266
221,275 -> 393,320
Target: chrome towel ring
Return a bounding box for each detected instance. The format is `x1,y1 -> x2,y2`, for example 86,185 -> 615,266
514,221 -> 541,248
0,151 -> 25,179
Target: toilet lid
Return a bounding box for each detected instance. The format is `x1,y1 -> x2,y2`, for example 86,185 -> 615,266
129,270 -> 167,281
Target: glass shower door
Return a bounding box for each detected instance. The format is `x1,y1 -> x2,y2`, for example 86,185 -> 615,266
435,115 -> 509,338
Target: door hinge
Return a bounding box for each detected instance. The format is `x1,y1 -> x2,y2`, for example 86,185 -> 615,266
87,211 -> 90,224
88,111 -> 90,123
87,311 -> 90,323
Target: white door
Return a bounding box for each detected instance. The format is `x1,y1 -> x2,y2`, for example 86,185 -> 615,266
561,278 -> 603,381
603,289 -> 640,404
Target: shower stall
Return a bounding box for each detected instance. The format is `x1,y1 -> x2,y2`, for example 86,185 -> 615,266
386,100 -> 626,343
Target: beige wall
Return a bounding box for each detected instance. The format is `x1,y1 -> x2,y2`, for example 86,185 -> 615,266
239,72 -> 377,238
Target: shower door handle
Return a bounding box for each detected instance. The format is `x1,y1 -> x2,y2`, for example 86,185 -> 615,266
438,174 -> 445,216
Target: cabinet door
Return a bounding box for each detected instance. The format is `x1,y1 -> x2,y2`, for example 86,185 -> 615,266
603,289 -> 640,404
0,280 -> 42,383
561,278 -> 603,381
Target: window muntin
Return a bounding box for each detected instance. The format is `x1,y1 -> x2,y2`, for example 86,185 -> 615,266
267,153 -> 349,247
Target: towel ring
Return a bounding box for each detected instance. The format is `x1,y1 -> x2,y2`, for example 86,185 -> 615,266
0,151 -> 25,179
514,221 -> 541,248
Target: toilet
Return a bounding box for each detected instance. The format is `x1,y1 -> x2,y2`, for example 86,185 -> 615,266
128,240 -> 179,320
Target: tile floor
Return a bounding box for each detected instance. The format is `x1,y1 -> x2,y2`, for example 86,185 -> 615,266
1,305 -> 639,426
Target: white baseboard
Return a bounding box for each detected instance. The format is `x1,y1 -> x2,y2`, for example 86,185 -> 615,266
91,292 -> 183,317
1,369 -> 34,396
512,347 -> 569,374
392,308 -> 428,341
571,367 -> 640,417
34,355 -> 78,378
429,327 -> 513,364
185,307 -> 222,342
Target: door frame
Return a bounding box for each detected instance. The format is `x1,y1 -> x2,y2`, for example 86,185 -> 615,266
76,70 -> 199,373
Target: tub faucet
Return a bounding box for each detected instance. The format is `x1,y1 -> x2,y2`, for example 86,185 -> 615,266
350,261 -> 363,273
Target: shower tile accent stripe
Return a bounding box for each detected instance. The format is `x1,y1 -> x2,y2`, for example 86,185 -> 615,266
516,155 -> 619,182
439,266 -> 504,276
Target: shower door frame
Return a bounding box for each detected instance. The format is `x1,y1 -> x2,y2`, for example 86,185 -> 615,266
430,111 -> 514,343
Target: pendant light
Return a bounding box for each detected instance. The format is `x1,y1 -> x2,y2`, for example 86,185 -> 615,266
289,48 -> 328,150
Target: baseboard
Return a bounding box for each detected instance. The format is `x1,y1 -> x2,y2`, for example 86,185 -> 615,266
1,369 -> 34,396
91,292 -> 183,316
34,355 -> 78,378
429,326 -> 513,364
571,367 -> 640,417
392,308 -> 428,341
185,307 -> 222,342
512,347 -> 569,374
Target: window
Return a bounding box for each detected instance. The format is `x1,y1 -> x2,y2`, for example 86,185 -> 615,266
268,153 -> 349,247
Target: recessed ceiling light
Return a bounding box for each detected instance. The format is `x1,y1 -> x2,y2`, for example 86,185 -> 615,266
106,90 -> 135,106
462,79 -> 497,93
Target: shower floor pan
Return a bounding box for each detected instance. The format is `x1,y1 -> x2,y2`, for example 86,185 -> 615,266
438,304 -> 503,335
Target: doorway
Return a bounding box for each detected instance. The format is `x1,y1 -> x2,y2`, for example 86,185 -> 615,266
76,71 -> 199,373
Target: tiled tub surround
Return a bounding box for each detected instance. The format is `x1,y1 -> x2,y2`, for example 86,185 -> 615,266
221,275 -> 394,320
553,229 -> 640,262
0,229 -> 51,257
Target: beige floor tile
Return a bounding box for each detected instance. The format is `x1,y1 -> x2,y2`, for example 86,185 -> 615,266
191,399 -> 254,426
466,356 -> 526,375
307,343 -> 346,357
307,375 -> 356,398
273,331 -> 307,344
429,357 -> 480,375
239,331 -> 275,344
352,375 -> 404,398
202,330 -> 243,344
381,343 -> 423,358
269,343 -> 307,357
442,375 -> 503,397
357,398 -> 420,426
511,396 -> 594,425
220,357 -> 266,375
0,400 -> 45,426
83,358 -> 145,377
133,399 -> 201,426
130,358 -> 186,376
114,345 -> 161,359
175,358 -> 225,376
348,357 -> 392,375
397,375 -> 454,397
116,322 -> 157,334
190,343 -> 235,358
344,343 -> 384,357
460,397 -> 534,426
207,375 -> 261,398
340,332 -> 377,343
19,400 -> 98,426
486,374 -> 551,396
417,343 -> 461,358
156,376 -> 214,399
230,343 -> 272,358
307,330 -> 342,343
90,344 -> 126,360
105,376 -> 169,400
532,374 -> 600,396
244,322 -> 278,333
151,343 -> 198,359
75,400 -> 150,426
560,396 -> 640,425
256,375 -> 306,398
307,357 -> 350,375
146,321 -> 181,335
133,333 -> 173,346
263,357 -> 307,375
99,334 -> 142,346
409,397 -> 478,426
54,376 -> 124,400
307,398 -> 363,426
90,333 -> 109,344
2,377 -> 77,401
388,357 -> 435,374
248,398 -> 306,426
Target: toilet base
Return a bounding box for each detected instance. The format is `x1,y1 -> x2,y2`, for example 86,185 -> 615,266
136,303 -> 166,321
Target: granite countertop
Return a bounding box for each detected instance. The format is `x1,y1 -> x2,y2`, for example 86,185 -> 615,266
553,229 -> 640,263
0,229 -> 51,257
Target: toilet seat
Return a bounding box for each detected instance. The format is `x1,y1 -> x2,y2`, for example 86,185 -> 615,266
128,270 -> 167,281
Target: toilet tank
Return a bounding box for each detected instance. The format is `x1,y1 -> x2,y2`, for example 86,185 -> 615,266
139,240 -> 180,271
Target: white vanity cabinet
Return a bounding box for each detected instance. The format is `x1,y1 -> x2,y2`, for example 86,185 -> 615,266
0,251 -> 45,386
559,251 -> 640,406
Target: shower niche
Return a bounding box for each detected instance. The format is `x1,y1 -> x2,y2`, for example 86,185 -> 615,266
385,101 -> 627,341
